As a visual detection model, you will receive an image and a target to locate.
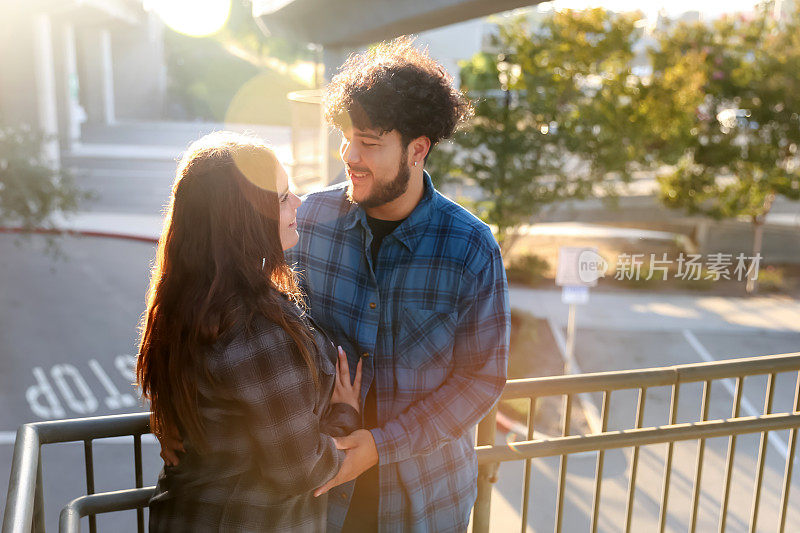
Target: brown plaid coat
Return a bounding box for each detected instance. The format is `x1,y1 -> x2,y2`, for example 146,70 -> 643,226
148,298 -> 359,532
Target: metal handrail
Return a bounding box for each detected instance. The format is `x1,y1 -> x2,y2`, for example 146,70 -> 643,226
58,488 -> 154,533
3,413 -> 150,533
476,412 -> 800,464
474,351 -> 800,533
500,352 -> 800,399
4,353 -> 800,532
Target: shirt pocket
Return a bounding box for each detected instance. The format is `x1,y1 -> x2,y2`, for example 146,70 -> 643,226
394,305 -> 458,370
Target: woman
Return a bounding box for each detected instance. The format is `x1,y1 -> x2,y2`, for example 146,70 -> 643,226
137,131 -> 362,532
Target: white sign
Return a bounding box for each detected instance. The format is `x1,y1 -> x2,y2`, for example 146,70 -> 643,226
556,246 -> 606,287
561,285 -> 590,305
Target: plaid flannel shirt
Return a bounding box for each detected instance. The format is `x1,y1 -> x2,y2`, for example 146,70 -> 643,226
148,297 -> 360,532
286,172 -> 510,532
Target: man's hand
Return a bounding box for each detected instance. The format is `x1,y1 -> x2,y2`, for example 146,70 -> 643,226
156,425 -> 185,467
314,429 -> 378,497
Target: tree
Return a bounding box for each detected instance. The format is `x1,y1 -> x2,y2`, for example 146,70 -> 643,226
162,0 -> 315,124
652,2 -> 800,293
429,50 -> 563,255
429,9 -> 649,255
0,124 -> 90,252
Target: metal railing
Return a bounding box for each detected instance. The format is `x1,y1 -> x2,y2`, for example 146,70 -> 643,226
3,413 -> 152,533
4,352 -> 800,532
473,351 -> 800,533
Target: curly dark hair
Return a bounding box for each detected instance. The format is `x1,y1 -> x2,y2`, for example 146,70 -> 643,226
324,36 -> 473,152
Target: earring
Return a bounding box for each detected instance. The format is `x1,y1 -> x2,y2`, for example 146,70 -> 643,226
413,161 -> 417,167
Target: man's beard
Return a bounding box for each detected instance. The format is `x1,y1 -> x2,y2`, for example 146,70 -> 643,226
347,149 -> 410,209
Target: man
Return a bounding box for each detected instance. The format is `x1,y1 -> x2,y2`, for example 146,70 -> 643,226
287,37 -> 510,532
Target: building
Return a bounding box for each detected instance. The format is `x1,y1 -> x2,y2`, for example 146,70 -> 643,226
0,1 -> 167,164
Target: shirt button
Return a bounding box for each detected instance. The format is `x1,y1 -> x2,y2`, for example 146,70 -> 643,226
340,492 -> 347,501
362,352 -> 370,358
369,302 -> 377,309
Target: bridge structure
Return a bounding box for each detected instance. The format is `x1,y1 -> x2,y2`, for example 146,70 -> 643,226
252,0 -> 545,78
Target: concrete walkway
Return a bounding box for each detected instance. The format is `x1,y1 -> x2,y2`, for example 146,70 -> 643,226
510,286 -> 800,333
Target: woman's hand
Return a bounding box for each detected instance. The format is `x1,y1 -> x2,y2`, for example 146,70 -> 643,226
331,346 -> 362,413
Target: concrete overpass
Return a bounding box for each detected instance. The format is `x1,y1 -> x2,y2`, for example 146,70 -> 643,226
252,0 -> 544,76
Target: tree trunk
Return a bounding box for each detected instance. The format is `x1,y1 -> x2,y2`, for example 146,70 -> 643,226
746,219 -> 764,294
693,219 -> 711,254
499,230 -> 522,262
746,192 -> 776,295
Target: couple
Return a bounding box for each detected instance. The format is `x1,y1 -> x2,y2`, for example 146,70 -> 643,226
137,38 -> 510,532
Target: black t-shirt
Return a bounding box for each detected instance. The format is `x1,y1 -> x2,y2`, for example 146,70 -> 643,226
362,214 -> 404,430
366,214 -> 403,268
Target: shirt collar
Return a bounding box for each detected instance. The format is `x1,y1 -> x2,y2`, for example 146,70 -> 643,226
342,171 -> 436,253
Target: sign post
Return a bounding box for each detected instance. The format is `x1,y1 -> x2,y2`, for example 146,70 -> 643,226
555,247 -> 603,373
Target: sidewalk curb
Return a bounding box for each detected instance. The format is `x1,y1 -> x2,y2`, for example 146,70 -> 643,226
0,226 -> 159,244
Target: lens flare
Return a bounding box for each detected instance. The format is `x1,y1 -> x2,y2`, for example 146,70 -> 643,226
148,0 -> 231,37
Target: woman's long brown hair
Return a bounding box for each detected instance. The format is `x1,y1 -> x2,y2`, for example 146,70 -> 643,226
137,131 -> 317,450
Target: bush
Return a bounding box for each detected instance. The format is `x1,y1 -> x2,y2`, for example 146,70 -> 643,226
757,266 -> 786,293
615,264 -> 669,289
163,30 -> 310,125
0,124 -> 89,230
505,253 -> 550,287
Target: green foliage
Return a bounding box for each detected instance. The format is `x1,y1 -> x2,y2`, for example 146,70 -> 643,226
757,265 -> 786,292
433,3 -> 800,269
505,253 -> 550,286
653,3 -> 800,223
164,30 -> 309,124
430,9 -> 650,251
163,1 -> 313,124
506,9 -> 648,177
0,125 -> 89,230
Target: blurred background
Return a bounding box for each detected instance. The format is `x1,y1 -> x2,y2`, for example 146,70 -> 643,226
1,0 -> 799,531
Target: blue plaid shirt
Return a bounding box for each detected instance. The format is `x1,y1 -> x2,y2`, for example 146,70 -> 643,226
286,172 -> 510,532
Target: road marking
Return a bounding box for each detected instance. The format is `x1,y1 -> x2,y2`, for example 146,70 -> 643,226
682,329 -> 789,461
25,356 -> 140,420
0,431 -> 157,445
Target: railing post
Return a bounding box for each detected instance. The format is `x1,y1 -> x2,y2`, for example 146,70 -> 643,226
34,450 -> 44,533
3,424 -> 42,533
473,405 -> 498,533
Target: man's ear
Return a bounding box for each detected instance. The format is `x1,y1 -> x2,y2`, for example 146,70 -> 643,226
408,136 -> 431,165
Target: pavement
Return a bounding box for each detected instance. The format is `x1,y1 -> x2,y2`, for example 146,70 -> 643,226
511,286 -> 800,334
